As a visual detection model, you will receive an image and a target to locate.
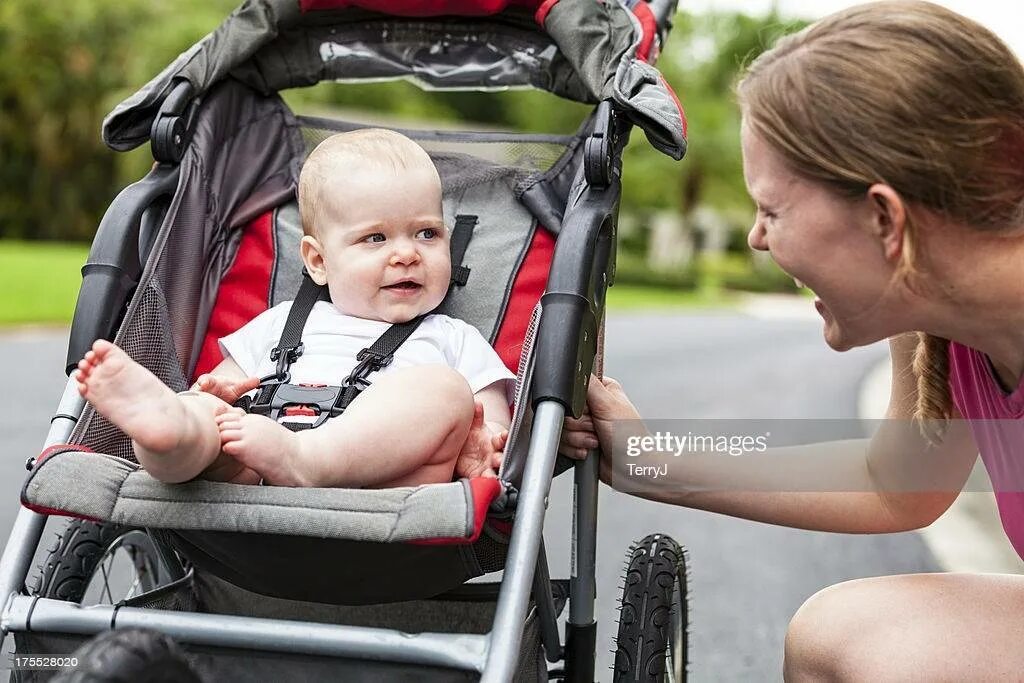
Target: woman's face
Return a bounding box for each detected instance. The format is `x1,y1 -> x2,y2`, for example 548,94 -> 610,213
741,122 -> 909,351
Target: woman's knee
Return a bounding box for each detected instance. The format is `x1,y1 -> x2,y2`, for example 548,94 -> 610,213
784,577 -> 891,682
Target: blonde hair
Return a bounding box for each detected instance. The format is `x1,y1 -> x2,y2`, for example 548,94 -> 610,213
737,0 -> 1024,442
297,129 -> 440,237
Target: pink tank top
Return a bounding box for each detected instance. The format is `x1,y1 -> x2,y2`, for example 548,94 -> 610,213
947,340 -> 1024,560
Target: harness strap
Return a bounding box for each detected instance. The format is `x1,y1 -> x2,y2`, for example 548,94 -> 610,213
267,272 -> 328,382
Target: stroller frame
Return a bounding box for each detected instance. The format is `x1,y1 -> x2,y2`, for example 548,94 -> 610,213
0,100 -> 622,681
2,0 -> 686,677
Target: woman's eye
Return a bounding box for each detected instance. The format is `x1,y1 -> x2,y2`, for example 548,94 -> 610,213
416,228 -> 438,240
363,233 -> 386,243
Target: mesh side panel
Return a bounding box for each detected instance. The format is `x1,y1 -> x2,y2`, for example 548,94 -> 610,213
70,282 -> 188,463
298,119 -> 570,174
499,301 -> 542,480
473,523 -> 511,574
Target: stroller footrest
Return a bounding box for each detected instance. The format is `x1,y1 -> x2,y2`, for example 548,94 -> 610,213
22,449 -> 501,544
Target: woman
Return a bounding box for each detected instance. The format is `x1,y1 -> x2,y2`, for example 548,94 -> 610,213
563,1 -> 1024,679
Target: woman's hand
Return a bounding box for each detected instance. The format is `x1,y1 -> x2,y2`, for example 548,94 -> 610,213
560,376 -> 643,483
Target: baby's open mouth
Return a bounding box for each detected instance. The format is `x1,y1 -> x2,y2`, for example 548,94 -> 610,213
383,280 -> 421,291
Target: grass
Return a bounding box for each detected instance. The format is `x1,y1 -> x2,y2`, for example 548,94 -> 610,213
0,241 -> 88,326
606,283 -> 740,310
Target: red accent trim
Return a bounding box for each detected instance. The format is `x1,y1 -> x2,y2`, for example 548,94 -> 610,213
193,212 -> 275,381
533,0 -> 559,26
298,383 -> 329,388
19,501 -> 102,522
35,444 -> 94,466
411,477 -> 503,545
631,1 -> 657,63
301,0 -> 542,16
493,225 -> 554,374
660,75 -> 687,138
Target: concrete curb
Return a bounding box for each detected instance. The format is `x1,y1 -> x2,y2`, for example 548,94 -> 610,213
857,358 -> 1024,574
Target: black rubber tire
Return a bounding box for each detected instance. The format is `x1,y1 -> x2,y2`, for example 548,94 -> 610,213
34,519 -> 160,603
50,628 -> 202,683
613,534 -> 689,682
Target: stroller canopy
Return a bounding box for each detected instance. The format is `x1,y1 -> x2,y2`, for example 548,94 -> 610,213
102,0 -> 687,160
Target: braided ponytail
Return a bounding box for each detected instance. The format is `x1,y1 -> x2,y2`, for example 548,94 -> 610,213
912,332 -> 951,444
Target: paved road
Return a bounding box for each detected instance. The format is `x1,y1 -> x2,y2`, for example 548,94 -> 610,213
0,314 -> 939,681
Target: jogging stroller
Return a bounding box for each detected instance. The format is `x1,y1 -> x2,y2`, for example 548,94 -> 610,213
2,1 -> 689,680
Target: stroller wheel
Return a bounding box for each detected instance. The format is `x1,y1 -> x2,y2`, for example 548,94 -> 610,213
50,628 -> 202,683
613,534 -> 689,683
34,519 -> 166,604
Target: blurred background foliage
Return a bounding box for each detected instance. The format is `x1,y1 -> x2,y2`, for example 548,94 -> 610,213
0,0 -> 806,292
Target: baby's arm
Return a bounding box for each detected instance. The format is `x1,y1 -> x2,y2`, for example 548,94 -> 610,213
455,381 -> 512,478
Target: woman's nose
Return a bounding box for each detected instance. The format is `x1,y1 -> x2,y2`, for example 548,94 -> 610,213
747,221 -> 768,252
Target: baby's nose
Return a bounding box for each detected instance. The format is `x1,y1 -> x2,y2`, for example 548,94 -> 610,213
389,242 -> 420,264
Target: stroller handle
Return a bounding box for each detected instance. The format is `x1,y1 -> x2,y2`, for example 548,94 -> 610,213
65,165 -> 180,375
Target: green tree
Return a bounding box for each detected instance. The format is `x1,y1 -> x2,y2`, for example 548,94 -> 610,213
0,0 -> 234,241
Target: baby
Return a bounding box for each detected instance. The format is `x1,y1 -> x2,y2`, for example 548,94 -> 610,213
73,129 -> 514,488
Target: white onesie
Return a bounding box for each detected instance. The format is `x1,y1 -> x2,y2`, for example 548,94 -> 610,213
219,300 -> 514,395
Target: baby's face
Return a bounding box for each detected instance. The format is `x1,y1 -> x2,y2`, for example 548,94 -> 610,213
310,164 -> 450,323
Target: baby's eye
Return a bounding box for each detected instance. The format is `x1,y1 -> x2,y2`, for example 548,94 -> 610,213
416,228 -> 439,240
363,233 -> 386,243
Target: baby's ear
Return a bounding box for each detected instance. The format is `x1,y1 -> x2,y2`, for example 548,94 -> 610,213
299,235 -> 328,285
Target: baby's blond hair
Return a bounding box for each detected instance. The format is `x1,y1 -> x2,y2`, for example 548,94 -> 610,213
298,129 -> 440,237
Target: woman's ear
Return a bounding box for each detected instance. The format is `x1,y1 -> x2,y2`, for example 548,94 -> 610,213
866,183 -> 906,263
300,235 -> 328,285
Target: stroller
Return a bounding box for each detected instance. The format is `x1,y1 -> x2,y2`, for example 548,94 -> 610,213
2,0 -> 689,680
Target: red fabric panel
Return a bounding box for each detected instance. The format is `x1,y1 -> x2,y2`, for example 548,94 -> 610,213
192,212 -> 275,381
631,1 -> 657,63
301,0 -> 541,15
410,477 -> 503,545
493,225 -> 554,374
533,0 -> 559,25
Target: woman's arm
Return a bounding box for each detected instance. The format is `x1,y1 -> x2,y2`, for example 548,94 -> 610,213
575,334 -> 978,534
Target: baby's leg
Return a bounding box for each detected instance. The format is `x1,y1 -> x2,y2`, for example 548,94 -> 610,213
218,365 -> 474,488
74,340 -> 231,483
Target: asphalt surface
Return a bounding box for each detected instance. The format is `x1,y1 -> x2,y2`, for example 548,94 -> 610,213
0,314 -> 940,682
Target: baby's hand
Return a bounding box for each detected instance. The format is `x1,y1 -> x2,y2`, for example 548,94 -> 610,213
455,402 -> 508,479
195,374 -> 260,405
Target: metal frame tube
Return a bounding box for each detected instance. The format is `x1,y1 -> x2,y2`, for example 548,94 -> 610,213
1,376 -> 84,651
532,543 -> 563,663
481,401 -> 565,682
6,596 -> 488,672
565,451 -> 599,682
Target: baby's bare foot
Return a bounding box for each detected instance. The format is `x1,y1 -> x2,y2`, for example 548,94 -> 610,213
73,340 -> 189,456
217,411 -> 313,487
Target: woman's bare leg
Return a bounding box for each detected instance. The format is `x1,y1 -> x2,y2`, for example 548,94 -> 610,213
784,571 -> 1024,681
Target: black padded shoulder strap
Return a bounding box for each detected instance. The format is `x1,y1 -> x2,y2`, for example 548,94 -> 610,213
268,271 -> 327,380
